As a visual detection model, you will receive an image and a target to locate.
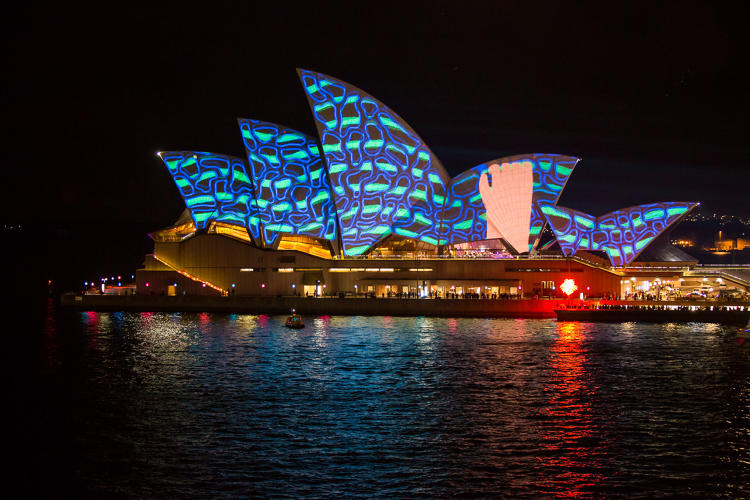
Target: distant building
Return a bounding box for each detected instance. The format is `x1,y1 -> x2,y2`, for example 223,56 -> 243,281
712,237 -> 750,251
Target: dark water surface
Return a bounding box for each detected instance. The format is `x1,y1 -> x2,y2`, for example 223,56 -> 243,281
34,302 -> 750,497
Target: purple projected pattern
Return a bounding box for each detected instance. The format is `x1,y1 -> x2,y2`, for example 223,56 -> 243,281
155,70 -> 690,264
158,151 -> 256,235
237,118 -> 338,250
540,201 -> 699,266
298,68 -> 452,255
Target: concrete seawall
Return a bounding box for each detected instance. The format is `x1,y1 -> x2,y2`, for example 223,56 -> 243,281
60,294 -> 750,320
60,293 -> 570,318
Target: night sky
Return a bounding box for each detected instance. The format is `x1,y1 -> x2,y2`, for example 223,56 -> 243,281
5,2 -> 749,228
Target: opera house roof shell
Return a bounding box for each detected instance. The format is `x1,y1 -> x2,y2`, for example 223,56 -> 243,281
157,69 -> 697,267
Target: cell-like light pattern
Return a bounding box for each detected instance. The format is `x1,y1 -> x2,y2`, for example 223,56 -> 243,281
157,71 -> 686,264
438,154 -> 579,250
237,118 -> 338,249
437,164 -> 489,246
540,201 -> 699,266
159,151 -> 256,234
298,69 -> 451,255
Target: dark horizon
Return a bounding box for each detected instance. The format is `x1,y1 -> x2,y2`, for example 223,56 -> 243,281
5,2 -> 749,229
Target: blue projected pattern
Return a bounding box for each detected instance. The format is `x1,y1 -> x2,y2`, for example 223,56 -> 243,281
438,154 -> 579,250
540,201 -> 699,266
157,70 -> 692,264
438,164 -> 488,245
527,155 -> 578,250
159,151 -> 256,233
298,69 -> 451,255
237,118 -> 338,248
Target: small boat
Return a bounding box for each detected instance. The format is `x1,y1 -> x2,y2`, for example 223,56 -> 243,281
285,309 -> 304,329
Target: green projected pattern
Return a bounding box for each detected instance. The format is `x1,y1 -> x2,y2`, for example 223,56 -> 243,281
238,118 -> 338,249
540,201 -> 699,266
157,70 -> 690,264
159,151 -> 256,234
298,69 -> 451,254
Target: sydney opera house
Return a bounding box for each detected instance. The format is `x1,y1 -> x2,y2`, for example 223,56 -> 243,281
136,69 -> 741,300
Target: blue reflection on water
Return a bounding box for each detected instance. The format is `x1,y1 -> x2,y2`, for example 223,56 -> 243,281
38,310 -> 750,497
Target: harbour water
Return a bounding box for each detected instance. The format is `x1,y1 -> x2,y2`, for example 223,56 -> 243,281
33,301 -> 750,497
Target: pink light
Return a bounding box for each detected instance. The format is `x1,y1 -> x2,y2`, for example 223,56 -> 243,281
479,161 -> 534,251
145,282 -> 149,287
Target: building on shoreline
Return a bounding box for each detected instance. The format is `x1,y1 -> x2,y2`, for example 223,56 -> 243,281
136,70 -> 750,300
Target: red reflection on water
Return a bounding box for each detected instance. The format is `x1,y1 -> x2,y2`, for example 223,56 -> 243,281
83,310 -> 102,350
85,311 -> 99,326
139,311 -> 153,329
537,321 -> 608,496
447,318 -> 458,334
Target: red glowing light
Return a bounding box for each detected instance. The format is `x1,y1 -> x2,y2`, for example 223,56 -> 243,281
560,278 -> 578,297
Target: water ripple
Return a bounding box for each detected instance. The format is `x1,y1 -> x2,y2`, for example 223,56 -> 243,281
37,308 -> 750,497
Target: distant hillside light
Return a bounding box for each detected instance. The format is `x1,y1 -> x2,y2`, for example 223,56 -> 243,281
560,279 -> 578,297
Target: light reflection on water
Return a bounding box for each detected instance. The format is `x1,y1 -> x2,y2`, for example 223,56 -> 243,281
38,310 -> 750,497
